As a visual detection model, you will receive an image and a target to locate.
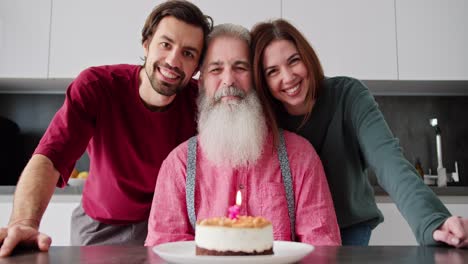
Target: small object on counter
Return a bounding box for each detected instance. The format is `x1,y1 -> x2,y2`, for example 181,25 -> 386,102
437,167 -> 447,187
68,170 -> 88,186
423,175 -> 437,186
77,171 -> 89,179
70,168 -> 79,178
451,161 -> 460,182
414,158 -> 424,178
68,178 -> 86,186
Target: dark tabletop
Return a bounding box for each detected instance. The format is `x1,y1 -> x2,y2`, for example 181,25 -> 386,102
0,245 -> 467,264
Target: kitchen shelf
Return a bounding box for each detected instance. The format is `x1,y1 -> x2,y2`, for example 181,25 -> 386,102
374,185 -> 468,197
2,79 -> 468,96
0,79 -> 72,94
364,80 -> 468,96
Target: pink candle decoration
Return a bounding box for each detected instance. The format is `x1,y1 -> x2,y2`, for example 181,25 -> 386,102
228,190 -> 242,219
228,205 -> 240,219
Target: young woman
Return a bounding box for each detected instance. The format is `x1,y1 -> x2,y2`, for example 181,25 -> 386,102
251,19 -> 468,247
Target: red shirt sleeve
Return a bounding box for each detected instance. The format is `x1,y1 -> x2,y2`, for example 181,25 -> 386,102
34,68 -> 102,187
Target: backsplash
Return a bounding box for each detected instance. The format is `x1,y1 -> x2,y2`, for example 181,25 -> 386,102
372,96 -> 468,186
0,94 -> 89,185
1,93 -> 467,186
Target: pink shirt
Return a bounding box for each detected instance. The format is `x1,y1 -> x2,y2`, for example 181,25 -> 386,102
34,64 -> 198,224
146,131 -> 341,246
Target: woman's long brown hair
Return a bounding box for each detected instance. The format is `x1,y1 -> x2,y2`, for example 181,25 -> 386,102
251,19 -> 325,143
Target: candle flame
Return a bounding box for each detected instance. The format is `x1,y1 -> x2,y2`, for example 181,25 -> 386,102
236,190 -> 242,206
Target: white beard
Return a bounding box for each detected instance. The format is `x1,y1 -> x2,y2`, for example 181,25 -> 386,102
197,87 -> 267,168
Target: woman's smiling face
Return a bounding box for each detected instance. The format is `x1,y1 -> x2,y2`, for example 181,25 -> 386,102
262,39 -> 310,115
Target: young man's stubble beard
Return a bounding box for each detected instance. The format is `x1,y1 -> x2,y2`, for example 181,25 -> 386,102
145,60 -> 187,97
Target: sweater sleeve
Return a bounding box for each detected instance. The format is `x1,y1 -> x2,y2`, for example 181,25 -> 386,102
33,68 -> 102,187
347,78 -> 450,245
145,144 -> 194,246
286,132 -> 341,245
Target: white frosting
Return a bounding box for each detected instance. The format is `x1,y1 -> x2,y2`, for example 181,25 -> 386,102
195,225 -> 273,252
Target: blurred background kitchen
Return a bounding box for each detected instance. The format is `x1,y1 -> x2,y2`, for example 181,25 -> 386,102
1,88 -> 467,187
1,0 -> 467,245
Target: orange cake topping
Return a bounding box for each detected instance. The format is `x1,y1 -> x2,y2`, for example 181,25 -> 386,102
197,216 -> 271,228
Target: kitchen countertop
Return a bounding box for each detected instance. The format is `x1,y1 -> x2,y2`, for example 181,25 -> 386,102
374,185 -> 468,204
0,186 -> 83,195
0,186 -> 82,203
0,245 -> 467,264
1,185 -> 467,201
373,185 -> 468,196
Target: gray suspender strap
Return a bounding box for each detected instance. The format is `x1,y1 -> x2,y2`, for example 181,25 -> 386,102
186,136 -> 197,231
185,131 -> 296,241
277,129 -> 296,241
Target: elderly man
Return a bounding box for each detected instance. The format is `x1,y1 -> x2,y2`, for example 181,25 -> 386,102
145,23 -> 341,246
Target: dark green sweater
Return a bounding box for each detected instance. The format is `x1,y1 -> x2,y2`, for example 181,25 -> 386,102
278,76 -> 450,245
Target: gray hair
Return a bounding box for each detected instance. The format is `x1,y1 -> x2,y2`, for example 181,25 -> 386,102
208,23 -> 251,46
200,23 -> 251,67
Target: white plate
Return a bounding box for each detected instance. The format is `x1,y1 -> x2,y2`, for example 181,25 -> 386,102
153,240 -> 314,264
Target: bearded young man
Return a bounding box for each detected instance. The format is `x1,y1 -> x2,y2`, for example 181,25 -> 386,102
145,24 -> 341,247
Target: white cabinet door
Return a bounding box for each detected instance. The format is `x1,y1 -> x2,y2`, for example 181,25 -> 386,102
0,202 -> 12,227
0,0 -> 51,78
0,198 -> 79,246
41,202 -> 80,246
396,0 -> 468,80
49,0 -> 157,78
371,203 -> 417,245
283,0 -> 398,80
190,0 -> 281,30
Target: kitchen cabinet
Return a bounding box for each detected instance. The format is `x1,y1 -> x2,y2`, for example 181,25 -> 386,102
2,192 -> 467,246
396,0 -> 468,80
190,0 -> 281,30
0,0 -> 51,78
40,201 -> 80,246
2,0 -> 468,92
0,202 -> 12,232
282,0 -> 398,80
48,0 -> 280,79
370,197 -> 468,245
48,0 -> 157,78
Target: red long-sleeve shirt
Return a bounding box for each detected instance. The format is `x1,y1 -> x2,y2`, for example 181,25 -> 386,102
34,64 -> 198,224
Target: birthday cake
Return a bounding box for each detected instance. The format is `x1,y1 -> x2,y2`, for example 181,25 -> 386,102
195,216 -> 274,256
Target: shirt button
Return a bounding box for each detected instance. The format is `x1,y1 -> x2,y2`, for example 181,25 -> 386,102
239,184 -> 244,190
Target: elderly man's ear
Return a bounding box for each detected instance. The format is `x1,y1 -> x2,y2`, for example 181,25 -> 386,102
194,67 -> 202,81
197,70 -> 204,87
193,66 -> 200,76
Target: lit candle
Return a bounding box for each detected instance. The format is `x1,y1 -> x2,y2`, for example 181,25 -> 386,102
228,190 -> 242,219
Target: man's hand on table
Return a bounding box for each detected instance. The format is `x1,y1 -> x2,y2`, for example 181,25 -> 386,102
0,224 -> 51,257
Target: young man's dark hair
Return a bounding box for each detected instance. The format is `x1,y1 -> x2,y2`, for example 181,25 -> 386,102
142,0 -> 213,62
